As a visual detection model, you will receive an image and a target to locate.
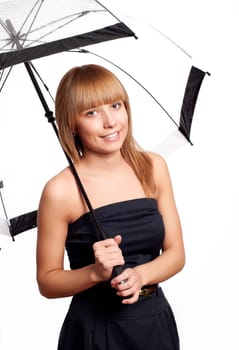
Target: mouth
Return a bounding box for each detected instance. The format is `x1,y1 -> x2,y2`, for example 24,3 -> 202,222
101,131 -> 119,140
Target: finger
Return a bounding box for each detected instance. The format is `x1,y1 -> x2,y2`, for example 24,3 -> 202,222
111,271 -> 129,287
113,234 -> 122,245
96,246 -> 125,264
116,287 -> 139,304
118,278 -> 128,285
93,238 -> 119,250
122,293 -> 139,305
111,267 -> 135,287
94,245 -> 122,261
96,254 -> 124,267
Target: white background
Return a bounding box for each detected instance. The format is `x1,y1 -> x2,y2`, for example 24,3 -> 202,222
0,0 -> 239,349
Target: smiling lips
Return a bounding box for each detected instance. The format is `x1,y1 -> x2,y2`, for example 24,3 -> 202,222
102,131 -> 119,140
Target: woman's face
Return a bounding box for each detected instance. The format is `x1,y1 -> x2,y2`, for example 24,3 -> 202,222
75,101 -> 128,157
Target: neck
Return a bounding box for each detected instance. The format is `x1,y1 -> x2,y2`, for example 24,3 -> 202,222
76,150 -> 126,175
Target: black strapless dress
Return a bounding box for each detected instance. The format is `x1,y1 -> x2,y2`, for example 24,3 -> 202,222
57,198 -> 179,349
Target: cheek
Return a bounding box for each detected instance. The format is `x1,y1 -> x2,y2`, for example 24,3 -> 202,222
75,122 -> 101,148
76,122 -> 93,138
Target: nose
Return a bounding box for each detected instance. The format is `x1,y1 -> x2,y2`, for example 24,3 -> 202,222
102,109 -> 117,128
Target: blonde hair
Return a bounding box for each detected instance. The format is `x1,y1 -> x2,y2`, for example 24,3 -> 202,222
55,64 -> 155,196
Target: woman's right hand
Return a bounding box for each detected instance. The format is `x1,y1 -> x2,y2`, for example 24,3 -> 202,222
92,235 -> 124,281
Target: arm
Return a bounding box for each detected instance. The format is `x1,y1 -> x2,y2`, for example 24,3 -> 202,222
36,174 -> 124,299
136,153 -> 185,285
111,153 -> 185,303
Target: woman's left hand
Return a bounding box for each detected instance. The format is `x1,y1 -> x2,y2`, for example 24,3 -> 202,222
110,267 -> 143,304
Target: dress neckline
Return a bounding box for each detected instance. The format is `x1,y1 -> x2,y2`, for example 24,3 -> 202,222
69,197 -> 157,227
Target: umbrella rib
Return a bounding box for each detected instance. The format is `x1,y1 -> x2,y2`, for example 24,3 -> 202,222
1,2 -> 99,50
30,12 -> 91,32
75,49 -> 179,129
19,0 -> 43,33
146,22 -> 192,58
0,18 -> 11,35
29,12 -> 93,43
0,67 -> 13,93
23,10 -> 104,48
0,182 -> 14,241
95,0 -> 126,27
0,18 -> 14,49
20,0 -> 44,47
29,62 -> 55,102
7,10 -> 104,50
123,15 -> 192,59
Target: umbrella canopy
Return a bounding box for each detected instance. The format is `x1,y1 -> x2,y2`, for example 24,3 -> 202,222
0,0 -> 208,242
0,0 -> 135,68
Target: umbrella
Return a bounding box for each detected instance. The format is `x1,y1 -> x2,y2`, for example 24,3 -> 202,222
0,0 -> 209,244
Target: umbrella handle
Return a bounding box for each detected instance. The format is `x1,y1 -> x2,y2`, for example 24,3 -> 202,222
112,265 -> 124,278
112,265 -> 133,299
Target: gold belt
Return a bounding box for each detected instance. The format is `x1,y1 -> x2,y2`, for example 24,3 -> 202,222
139,284 -> 158,296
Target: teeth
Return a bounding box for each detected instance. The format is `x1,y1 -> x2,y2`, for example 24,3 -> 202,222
104,132 -> 118,139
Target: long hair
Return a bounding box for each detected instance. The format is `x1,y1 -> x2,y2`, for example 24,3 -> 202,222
55,64 -> 156,196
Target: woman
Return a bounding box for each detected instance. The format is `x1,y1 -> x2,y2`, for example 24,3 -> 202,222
36,64 -> 185,349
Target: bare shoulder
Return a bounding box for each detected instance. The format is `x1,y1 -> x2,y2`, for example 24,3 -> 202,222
38,166 -> 83,223
147,151 -> 169,176
147,151 -> 166,165
146,151 -> 172,194
41,167 -> 72,201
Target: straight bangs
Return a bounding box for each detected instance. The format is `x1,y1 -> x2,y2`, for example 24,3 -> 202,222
72,67 -> 129,115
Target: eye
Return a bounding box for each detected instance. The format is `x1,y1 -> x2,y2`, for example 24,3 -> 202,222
85,109 -> 97,117
112,102 -> 121,110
